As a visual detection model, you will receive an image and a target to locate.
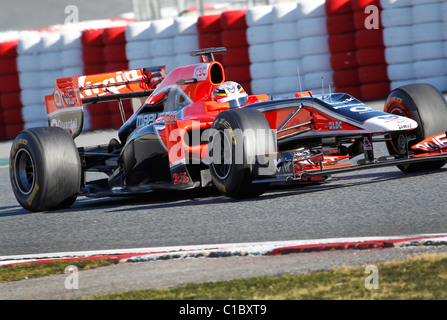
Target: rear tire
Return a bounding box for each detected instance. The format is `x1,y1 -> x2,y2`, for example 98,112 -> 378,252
384,83 -> 447,172
208,108 -> 276,198
9,127 -> 81,212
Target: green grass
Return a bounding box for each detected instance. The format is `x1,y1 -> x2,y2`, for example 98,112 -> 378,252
0,258 -> 115,283
2,253 -> 447,300
84,252 -> 447,300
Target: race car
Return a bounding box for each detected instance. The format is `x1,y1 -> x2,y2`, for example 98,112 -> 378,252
9,47 -> 447,212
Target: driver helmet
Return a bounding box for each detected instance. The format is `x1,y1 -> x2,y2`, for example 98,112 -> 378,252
212,81 -> 248,108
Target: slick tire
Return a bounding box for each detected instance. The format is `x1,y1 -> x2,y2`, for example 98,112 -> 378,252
384,83 -> 447,173
10,127 -> 81,212
208,108 -> 276,199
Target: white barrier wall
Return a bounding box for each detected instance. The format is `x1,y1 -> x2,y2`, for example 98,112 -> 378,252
126,17 -> 200,71
382,0 -> 447,91
298,0 -> 332,96
0,0 -> 447,139
17,30 -> 64,130
248,1 -> 331,98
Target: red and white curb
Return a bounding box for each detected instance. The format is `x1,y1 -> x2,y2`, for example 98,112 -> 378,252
2,233 -> 447,266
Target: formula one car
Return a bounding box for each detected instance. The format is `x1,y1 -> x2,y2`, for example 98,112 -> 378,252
9,47 -> 447,212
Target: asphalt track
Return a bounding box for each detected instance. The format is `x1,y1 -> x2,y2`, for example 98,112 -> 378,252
3,150 -> 447,257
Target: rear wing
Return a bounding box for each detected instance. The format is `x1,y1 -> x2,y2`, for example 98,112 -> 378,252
45,66 -> 166,138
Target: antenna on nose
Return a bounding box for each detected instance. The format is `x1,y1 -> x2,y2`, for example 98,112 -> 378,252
329,82 -> 333,103
321,77 -> 324,101
297,66 -> 303,93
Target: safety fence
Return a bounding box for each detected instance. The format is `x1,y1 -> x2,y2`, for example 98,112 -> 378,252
0,0 -> 446,140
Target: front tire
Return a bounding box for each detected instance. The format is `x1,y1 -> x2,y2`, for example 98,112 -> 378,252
208,108 -> 276,198
384,83 -> 447,172
9,127 -> 81,212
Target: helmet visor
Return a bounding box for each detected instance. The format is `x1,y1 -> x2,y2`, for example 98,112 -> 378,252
227,95 -> 248,108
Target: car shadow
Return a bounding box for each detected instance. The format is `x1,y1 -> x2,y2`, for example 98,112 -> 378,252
2,167 -> 446,216
0,205 -> 30,217
68,167 -> 447,213
262,167 -> 447,200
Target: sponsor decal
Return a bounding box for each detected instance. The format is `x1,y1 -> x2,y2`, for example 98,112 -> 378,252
164,115 -> 177,125
11,138 -> 27,157
193,64 -> 208,81
53,88 -> 81,109
137,113 -> 161,128
27,183 -> 39,206
78,70 -> 144,98
363,136 -> 372,151
377,115 -> 399,121
136,111 -> 180,128
211,176 -> 227,193
388,97 -> 403,104
173,172 -> 189,184
350,106 -> 375,114
328,121 -> 342,130
413,133 -> 447,152
398,124 -> 412,130
332,103 -> 363,110
50,118 -> 78,132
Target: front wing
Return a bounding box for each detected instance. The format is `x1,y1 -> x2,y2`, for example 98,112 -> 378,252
253,136 -> 447,184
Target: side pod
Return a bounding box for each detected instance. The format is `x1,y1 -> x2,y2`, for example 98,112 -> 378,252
164,115 -> 195,188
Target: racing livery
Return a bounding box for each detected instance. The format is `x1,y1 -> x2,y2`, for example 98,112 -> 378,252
9,47 -> 447,212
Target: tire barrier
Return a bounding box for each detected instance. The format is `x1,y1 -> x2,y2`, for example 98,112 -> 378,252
82,27 -> 108,130
81,20 -> 131,130
297,0 -> 332,97
247,5 -> 275,95
354,0 -> 390,100
173,16 -> 200,68
1,1 -> 447,140
382,0 -> 447,92
17,30 -> 62,132
102,25 -> 133,128
326,0 -> 359,97
220,10 -> 251,93
0,32 -> 22,140
197,13 -> 223,64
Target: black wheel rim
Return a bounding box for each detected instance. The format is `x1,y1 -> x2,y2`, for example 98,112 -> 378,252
387,104 -> 411,155
388,105 -> 407,118
210,129 -> 232,180
14,149 -> 36,195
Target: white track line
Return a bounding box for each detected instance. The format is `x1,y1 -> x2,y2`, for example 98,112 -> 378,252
2,233 -> 447,266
